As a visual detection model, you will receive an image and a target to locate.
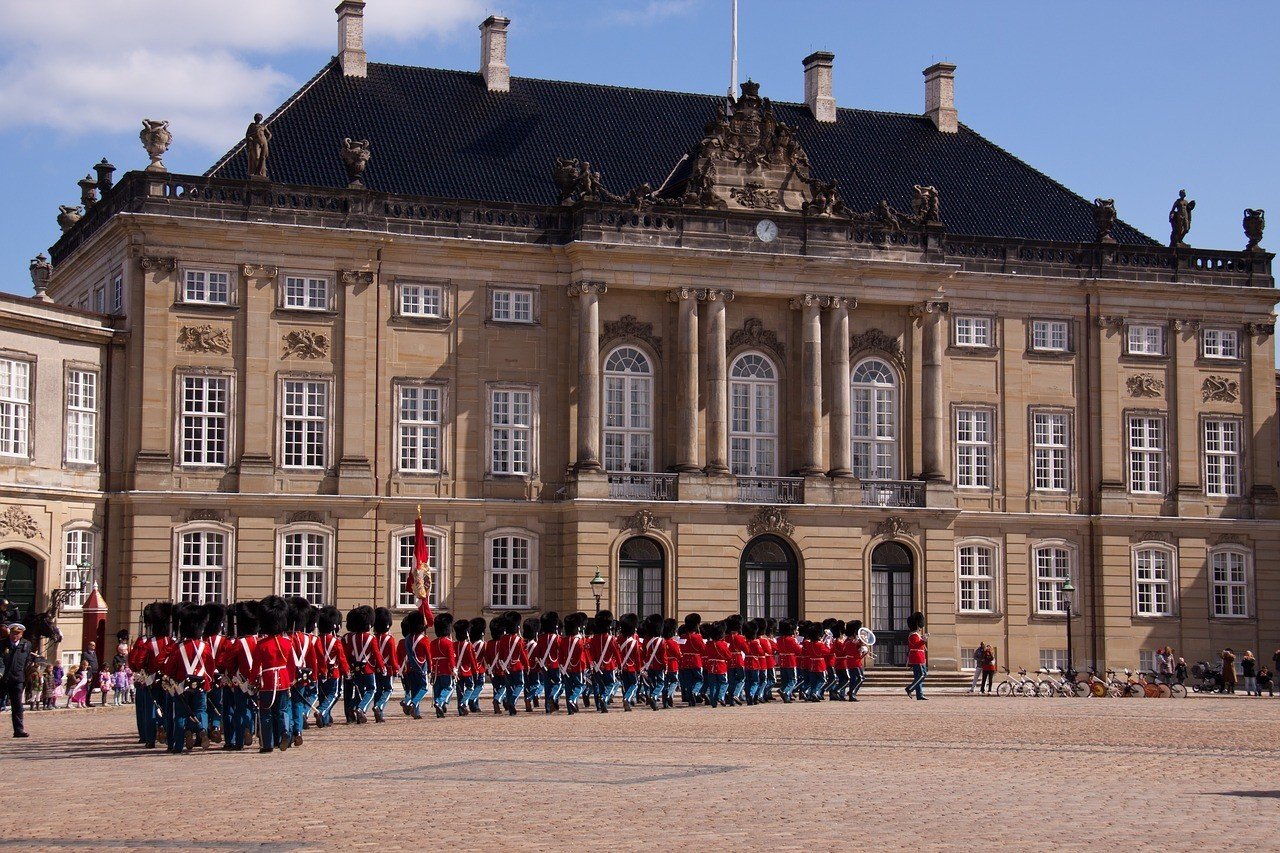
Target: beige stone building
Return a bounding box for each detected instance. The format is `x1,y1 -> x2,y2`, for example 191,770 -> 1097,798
7,6 -> 1277,671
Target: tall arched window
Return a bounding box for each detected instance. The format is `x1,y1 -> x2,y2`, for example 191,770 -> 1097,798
603,346 -> 653,472
279,525 -> 331,603
740,535 -> 798,619
618,536 -> 664,618
62,526 -> 95,610
852,358 -> 898,480
177,527 -> 228,603
729,352 -> 777,476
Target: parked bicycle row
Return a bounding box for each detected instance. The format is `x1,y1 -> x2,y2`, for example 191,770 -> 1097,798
974,667 -> 1189,698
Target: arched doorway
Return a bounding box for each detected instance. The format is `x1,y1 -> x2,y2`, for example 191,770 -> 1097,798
740,535 -> 798,620
618,537 -> 664,618
871,541 -> 914,666
0,548 -> 39,622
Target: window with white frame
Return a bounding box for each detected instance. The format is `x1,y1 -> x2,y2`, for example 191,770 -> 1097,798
1127,415 -> 1165,494
1031,319 -> 1070,352
183,270 -> 230,305
178,529 -> 227,603
490,387 -> 533,475
180,375 -> 229,466
65,369 -> 98,464
63,528 -> 94,609
959,648 -> 978,671
1203,419 -> 1241,497
1210,549 -> 1249,618
112,274 -> 124,314
491,288 -> 534,323
0,358 -> 31,457
954,316 -> 992,347
729,353 -> 778,476
851,358 -> 898,480
1138,649 -> 1155,673
398,384 -> 442,473
92,286 -> 105,314
488,533 -> 533,609
282,379 -> 328,469
1201,328 -> 1240,360
282,275 -> 329,311
281,529 -> 328,602
1031,411 -> 1069,492
955,408 -> 992,488
395,531 -> 442,609
1126,323 -> 1164,356
399,283 -> 445,319
603,346 -> 653,473
957,543 -> 995,613
1039,649 -> 1069,672
1133,546 -> 1174,616
1033,544 -> 1072,614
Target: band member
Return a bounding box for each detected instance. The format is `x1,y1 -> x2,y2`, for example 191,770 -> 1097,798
801,623 -> 828,702
429,614 -> 457,717
677,620 -> 705,707
314,605 -> 348,728
141,602 -> 175,749
252,596 -> 296,753
906,611 -> 928,701
342,605 -> 382,724
463,618 -> 487,714
829,621 -> 850,701
397,610 -> 430,719
702,623 -> 730,708
725,615 -> 749,706
484,617 -> 506,714
535,612 -> 563,713
201,603 -> 229,744
522,618 -> 541,713
743,621 -> 765,705
163,604 -> 213,753
847,619 -> 867,701
639,619 -> 666,711
560,613 -> 589,715
372,606 -> 400,723
492,613 -> 528,716
617,618 -> 643,711
221,601 -> 259,750
661,618 -> 680,708
452,618 -> 474,717
586,613 -> 621,713
287,599 -> 319,745
775,619 -> 802,703
127,604 -> 157,744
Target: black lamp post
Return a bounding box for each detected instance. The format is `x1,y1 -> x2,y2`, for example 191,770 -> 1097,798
590,569 -> 606,616
50,559 -> 92,620
1061,573 -> 1076,675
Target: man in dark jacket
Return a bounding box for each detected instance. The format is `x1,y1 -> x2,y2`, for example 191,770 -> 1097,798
81,642 -> 101,705
1,623 -> 32,737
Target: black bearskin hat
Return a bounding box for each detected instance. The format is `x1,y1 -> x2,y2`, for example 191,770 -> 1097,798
435,613 -> 455,638
203,603 -> 226,637
661,618 -> 677,639
258,595 -> 289,636
540,611 -> 561,633
116,628 -> 130,643
177,603 -> 207,640
152,602 -> 173,637
468,617 -> 487,642
304,605 -> 318,633
592,612 -> 612,634
684,613 -> 702,629
287,597 -> 310,632
849,619 -> 863,634
725,614 -> 742,632
453,618 -> 470,641
346,605 -> 373,633
317,604 -> 341,635
490,617 -> 506,640
907,611 -> 925,632
401,610 -> 426,638
374,606 -> 393,634
522,617 -> 538,640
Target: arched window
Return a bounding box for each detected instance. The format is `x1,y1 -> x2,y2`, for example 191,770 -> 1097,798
486,529 -> 537,610
278,525 -> 331,603
177,527 -> 229,603
740,535 -> 797,619
393,527 -> 445,610
603,346 -> 653,472
618,537 -> 664,618
62,526 -> 95,610
956,540 -> 997,614
1209,547 -> 1250,618
729,352 -> 777,476
1032,542 -> 1074,615
851,358 -> 898,480
1132,544 -> 1176,617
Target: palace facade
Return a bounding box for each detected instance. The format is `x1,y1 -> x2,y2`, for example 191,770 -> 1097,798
3,5 -> 1276,671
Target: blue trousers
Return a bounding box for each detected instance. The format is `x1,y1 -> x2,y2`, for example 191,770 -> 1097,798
563,671 -> 586,707
524,670 -> 540,702
541,670 -> 562,706
592,670 -> 616,710
402,672 -> 428,711
491,672 -> 509,707
619,671 -> 639,704
705,672 -> 728,707
224,690 -> 252,747
289,682 -> 316,736
455,675 -> 475,710
257,690 -> 289,750
464,673 -> 486,707
348,672 -> 376,714
665,671 -> 679,701
645,670 -> 665,702
170,690 -> 207,752
433,674 -> 455,710
316,677 -> 340,726
728,667 -> 746,703
909,664 -> 928,699
136,682 -> 156,745
743,669 -> 759,701
678,668 -> 703,705
831,668 -> 850,699
373,674 -> 394,713
503,672 -> 524,710
779,666 -> 799,700
850,667 -> 865,697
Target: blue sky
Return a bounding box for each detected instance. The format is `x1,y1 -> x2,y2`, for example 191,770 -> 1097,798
2,0 -> 1276,297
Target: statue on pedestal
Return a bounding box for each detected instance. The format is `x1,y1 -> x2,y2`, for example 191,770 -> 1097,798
245,113 -> 272,181
1168,189 -> 1194,248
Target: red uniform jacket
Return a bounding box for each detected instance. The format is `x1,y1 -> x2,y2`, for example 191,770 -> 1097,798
317,634 -> 349,679
776,635 -> 802,669
535,633 -> 562,671
471,640 -> 488,675
454,640 -> 476,677
343,631 -> 384,676
526,637 -> 542,674
142,636 -> 176,681
664,637 -> 681,673
204,634 -> 230,680
375,632 -> 401,676
492,634 -> 528,675
801,639 -> 828,673
746,638 -> 768,671
908,632 -> 928,666
586,633 -> 621,672
223,635 -> 259,687
642,636 -> 667,672
728,633 -> 750,669
127,637 -> 151,674
429,636 -> 457,675
704,639 -> 731,675
824,639 -> 837,671
850,639 -> 868,669
618,636 -> 643,673
290,632 -> 321,684
562,634 -> 589,674
164,638 -> 215,691
680,632 -> 706,669
253,634 -> 296,692
398,634 -> 431,675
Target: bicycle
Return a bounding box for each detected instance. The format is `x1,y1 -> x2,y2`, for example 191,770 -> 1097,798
1083,669 -> 1121,698
995,667 -> 1041,697
1140,669 -> 1188,699
1038,667 -> 1085,698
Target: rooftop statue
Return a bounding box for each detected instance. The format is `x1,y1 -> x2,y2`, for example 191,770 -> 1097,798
912,185 -> 941,224
1168,189 -> 1195,248
245,113 -> 272,181
341,138 -> 372,188
1092,198 -> 1117,244
139,119 -> 172,172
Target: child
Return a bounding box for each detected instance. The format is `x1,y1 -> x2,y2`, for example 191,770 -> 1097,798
42,664 -> 56,710
99,669 -> 113,705
113,664 -> 132,705
68,665 -> 88,708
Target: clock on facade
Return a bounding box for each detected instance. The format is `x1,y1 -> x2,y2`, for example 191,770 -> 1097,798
755,219 -> 778,243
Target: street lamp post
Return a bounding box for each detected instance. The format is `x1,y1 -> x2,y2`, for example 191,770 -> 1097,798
50,559 -> 93,620
590,569 -> 606,616
1061,574 -> 1076,676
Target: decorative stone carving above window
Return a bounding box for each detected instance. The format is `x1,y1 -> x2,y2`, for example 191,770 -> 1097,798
1245,322 -> 1275,338
1096,315 -> 1125,330
186,509 -> 226,523
728,183 -> 780,210
874,516 -> 913,539
0,506 -> 40,539
241,264 -> 278,279
139,256 -> 176,273
177,324 -> 231,354
850,328 -> 905,369
340,269 -> 374,286
282,329 -> 330,359
287,511 -> 324,525
1126,373 -> 1164,398
1202,376 -> 1240,403
623,508 -> 664,533
601,315 -> 662,357
728,317 -> 784,361
747,505 -> 794,538
1213,533 -> 1246,546
1133,530 -> 1172,544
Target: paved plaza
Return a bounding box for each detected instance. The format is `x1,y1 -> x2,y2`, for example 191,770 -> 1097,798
1,692 -> 1276,850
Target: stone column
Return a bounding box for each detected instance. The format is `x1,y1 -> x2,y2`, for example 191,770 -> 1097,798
668,288 -> 700,472
699,288 -> 734,476
824,296 -> 854,477
914,299 -> 949,481
569,281 -> 607,472
791,294 -> 825,475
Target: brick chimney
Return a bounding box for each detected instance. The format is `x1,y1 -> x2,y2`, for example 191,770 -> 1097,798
803,51 -> 836,122
337,0 -> 367,78
923,62 -> 957,133
480,16 -> 510,93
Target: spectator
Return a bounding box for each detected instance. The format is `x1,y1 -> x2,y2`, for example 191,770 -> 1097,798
113,664 -> 132,705
98,669 -> 112,704
1241,651 -> 1258,696
967,644 -> 984,694
1175,657 -> 1188,685
0,623 -> 32,737
81,642 -> 101,706
1256,666 -> 1274,698
41,665 -> 55,710
1159,647 -> 1176,684
67,665 -> 88,708
1153,647 -> 1169,683
1221,648 -> 1237,694
980,645 -> 997,694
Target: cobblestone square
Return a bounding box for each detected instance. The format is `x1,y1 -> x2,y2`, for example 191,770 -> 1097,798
2,693 -> 1275,851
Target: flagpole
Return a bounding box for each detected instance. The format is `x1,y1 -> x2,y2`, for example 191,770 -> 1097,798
729,0 -> 739,99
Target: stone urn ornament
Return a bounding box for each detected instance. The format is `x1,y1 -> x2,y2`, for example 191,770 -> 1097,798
1243,208 -> 1266,252
29,253 -> 52,297
139,119 -> 172,172
341,138 -> 371,188
57,205 -> 84,232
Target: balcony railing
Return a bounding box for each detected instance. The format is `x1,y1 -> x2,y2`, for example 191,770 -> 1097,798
736,476 -> 804,504
858,479 -> 926,508
607,472 -> 678,501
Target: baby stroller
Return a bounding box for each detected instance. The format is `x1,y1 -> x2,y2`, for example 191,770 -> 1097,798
1190,660 -> 1223,693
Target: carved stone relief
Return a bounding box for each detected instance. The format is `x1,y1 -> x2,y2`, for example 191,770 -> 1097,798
0,506 -> 40,539
747,506 -> 794,538
177,324 -> 231,354
601,315 -> 662,357
1202,376 -> 1240,403
727,317 -> 784,361
282,329 -> 330,359
1126,373 -> 1165,398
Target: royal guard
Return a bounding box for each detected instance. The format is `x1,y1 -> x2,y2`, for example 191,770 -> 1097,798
371,606 -> 400,723
617,618 -> 643,712
483,618 -> 507,714
660,618 -> 680,709
847,619 -> 867,702
127,604 -> 156,745
725,615 -> 749,706
428,613 -> 458,717
398,610 -> 431,719
342,605 -> 382,724
535,612 -> 563,713
775,619 -> 802,703
253,596 -> 296,752
801,623 -> 829,702
492,613 -> 528,715
829,621 -> 850,701
743,621 -> 766,705
702,623 -> 731,708
677,614 -> 706,707
452,618 -> 475,717
201,603 -> 229,744
521,617 -> 541,713
314,605 -> 348,728
221,601 -> 260,750
464,618 -> 487,715
906,611 -> 928,701
638,619 -> 664,711
560,613 -> 589,715
141,602 -> 175,748
287,599 -> 320,746
586,612 -> 621,713
163,604 -> 214,753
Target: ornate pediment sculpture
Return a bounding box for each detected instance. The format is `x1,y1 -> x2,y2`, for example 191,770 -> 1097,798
747,505 -> 794,538
0,506 -> 41,539
282,329 -> 330,359
601,315 -> 662,357
727,317 -> 784,361
177,324 -> 232,354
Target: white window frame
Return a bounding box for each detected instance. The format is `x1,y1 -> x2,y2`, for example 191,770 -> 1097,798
729,351 -> 779,477
953,315 -> 992,348
959,647 -> 978,672
490,287 -> 536,324
276,523 -> 332,602
279,377 -> 331,470
1031,410 -> 1069,492
92,285 -> 105,314
1132,543 -> 1176,617
1127,414 -> 1166,495
172,522 -> 234,604
397,282 -> 447,319
1031,319 -> 1071,353
61,524 -> 98,610
956,540 -> 997,614
1201,328 -> 1240,360
0,357 -> 32,458
603,346 -> 655,473
1203,418 -> 1241,498
65,368 -> 98,465
182,269 -> 232,306
112,273 -> 124,314
488,384 -> 536,477
397,382 -> 445,474
1126,323 -> 1165,356
1039,649 -> 1070,672
851,358 -> 898,480
1209,547 -> 1251,619
178,372 -> 232,468
391,526 -> 447,611
484,528 -> 538,610
281,273 -> 332,311
1032,541 -> 1075,615
954,407 -> 993,489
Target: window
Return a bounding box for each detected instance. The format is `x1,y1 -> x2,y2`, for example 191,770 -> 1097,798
1039,649 -> 1069,672
957,543 -> 995,613
1031,412 -> 1069,492
92,286 -> 105,314
0,358 -> 31,457
395,530 -> 442,609
1210,549 -> 1249,618
1134,546 -> 1174,616
112,274 -> 124,314
488,533 -> 533,609
851,358 -> 898,480
1033,545 -> 1072,614
1203,419 -> 1241,497
63,528 -> 94,609
1138,650 -> 1155,673
65,369 -> 98,464
1127,416 -> 1165,494
399,283 -> 445,318
1202,328 -> 1240,360
283,275 -> 329,310
1126,323 -> 1164,356
741,535 -> 797,621
603,347 -> 653,473
618,537 -> 664,618
180,375 -> 229,466
491,288 -> 534,323
398,384 -> 442,473
959,648 -> 978,671
729,353 -> 777,476
282,379 -> 328,469
281,530 -> 327,601
184,270 -> 230,305
954,408 -> 992,488
954,316 -> 992,347
1031,319 -> 1070,352
490,387 -> 533,475
178,530 -> 226,603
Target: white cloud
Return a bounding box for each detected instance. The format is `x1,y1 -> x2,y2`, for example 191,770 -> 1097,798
0,0 -> 484,149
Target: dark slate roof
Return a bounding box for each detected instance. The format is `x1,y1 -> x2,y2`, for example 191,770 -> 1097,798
208,61 -> 1154,245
